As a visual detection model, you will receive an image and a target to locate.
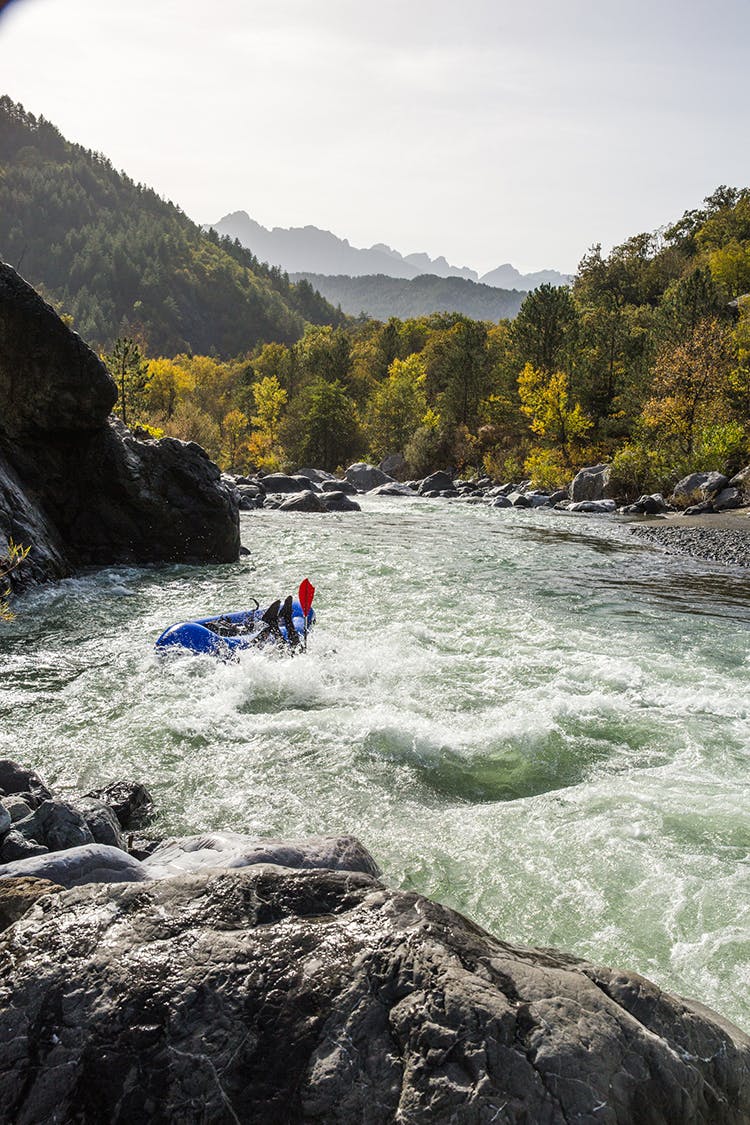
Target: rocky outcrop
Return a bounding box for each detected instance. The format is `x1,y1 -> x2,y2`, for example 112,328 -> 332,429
0,262 -> 239,585
1,867 -> 748,1124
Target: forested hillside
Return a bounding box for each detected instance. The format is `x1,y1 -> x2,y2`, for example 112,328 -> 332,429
289,272 -> 524,321
0,98 -> 344,354
114,187 -> 750,496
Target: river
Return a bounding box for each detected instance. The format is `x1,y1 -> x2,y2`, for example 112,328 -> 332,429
2,498 -> 749,1030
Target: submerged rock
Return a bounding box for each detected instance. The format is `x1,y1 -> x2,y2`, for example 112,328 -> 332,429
0,867 -> 748,1124
141,832 -> 381,879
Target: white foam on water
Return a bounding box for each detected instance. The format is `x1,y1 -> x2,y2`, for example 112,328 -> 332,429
2,499 -> 749,1029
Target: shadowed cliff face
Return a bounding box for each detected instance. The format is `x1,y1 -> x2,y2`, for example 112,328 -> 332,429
0,262 -> 239,578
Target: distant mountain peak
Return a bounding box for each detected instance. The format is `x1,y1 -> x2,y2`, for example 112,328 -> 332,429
208,212 -> 570,291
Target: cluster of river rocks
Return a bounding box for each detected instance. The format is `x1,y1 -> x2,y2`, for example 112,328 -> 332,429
1,757 -> 750,1123
223,460 -> 750,521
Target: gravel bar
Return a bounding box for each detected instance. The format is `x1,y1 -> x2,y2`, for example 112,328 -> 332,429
629,524 -> 750,568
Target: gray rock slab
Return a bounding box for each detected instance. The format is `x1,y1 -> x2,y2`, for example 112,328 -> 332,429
142,832 -> 381,879
568,499 -> 617,513
0,868 -> 748,1124
0,843 -> 149,887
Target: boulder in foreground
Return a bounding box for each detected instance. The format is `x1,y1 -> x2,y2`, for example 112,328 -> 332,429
1,867 -> 748,1124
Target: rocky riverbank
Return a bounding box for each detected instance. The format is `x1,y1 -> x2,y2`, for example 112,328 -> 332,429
629,518 -> 750,568
1,758 -> 749,1123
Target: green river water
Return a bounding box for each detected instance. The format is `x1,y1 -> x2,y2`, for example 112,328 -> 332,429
2,498 -> 749,1030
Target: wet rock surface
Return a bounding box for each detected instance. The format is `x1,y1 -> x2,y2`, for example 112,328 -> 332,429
0,876 -> 62,931
1,868 -> 748,1125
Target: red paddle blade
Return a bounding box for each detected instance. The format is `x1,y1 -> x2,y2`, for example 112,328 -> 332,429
299,578 -> 315,616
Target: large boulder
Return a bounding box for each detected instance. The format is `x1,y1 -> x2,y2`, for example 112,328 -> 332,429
277,490 -> 326,513
0,262 -> 239,579
378,453 -> 407,478
670,471 -> 728,510
729,465 -> 750,492
0,759 -> 52,805
13,799 -> 94,852
0,867 -> 748,1124
321,478 -> 357,495
569,463 -> 612,502
262,473 -> 320,493
344,463 -> 393,491
713,487 -> 745,511
294,467 -> 337,484
71,798 -> 125,850
418,470 -> 454,495
319,491 -> 361,512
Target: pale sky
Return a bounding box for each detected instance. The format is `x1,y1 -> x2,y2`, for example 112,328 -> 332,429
0,0 -> 748,275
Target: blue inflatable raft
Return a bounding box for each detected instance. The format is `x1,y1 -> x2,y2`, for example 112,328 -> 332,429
156,586 -> 315,658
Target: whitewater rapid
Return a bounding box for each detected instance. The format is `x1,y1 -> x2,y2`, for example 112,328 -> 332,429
2,497 -> 749,1029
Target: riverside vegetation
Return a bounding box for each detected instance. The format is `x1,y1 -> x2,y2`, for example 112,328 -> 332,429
1,98 -> 749,503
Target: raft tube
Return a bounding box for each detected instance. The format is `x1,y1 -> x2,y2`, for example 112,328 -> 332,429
155,599 -> 315,657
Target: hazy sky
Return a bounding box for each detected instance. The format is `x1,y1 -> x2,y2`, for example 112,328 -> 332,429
1,0 -> 748,274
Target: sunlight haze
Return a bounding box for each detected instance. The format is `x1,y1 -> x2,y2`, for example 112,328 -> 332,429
0,0 -> 748,274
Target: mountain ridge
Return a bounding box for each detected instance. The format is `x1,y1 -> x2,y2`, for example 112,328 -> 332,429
210,210 -> 571,290
0,97 -> 344,355
290,272 -> 525,322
